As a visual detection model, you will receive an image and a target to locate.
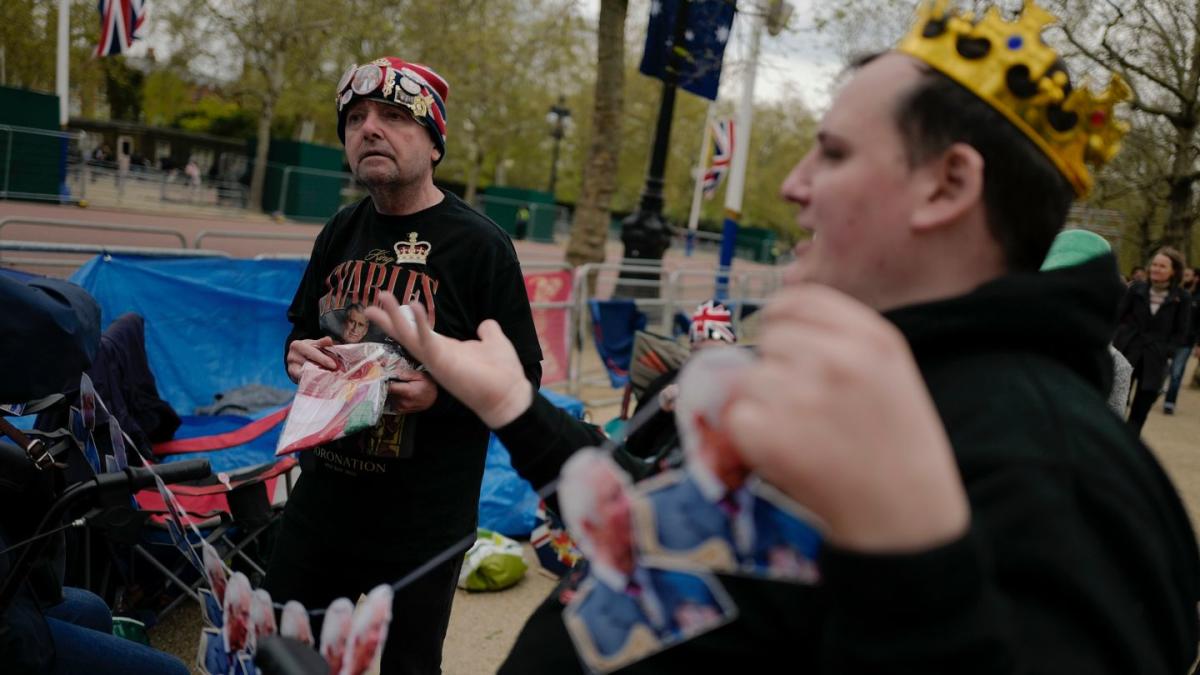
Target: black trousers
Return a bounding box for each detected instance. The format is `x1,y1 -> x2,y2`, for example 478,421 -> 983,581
262,515 -> 461,675
1127,362 -> 1162,434
1128,386 -> 1160,433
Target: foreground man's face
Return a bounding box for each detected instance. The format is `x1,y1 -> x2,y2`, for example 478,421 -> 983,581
779,53 -> 926,309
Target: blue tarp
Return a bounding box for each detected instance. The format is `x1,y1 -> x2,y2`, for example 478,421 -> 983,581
70,255 -> 304,414
479,388 -> 585,536
588,299 -> 647,388
67,255 -> 581,536
160,408 -> 287,475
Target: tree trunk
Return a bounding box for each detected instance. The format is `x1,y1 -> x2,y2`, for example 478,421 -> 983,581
565,0 -> 628,270
249,95 -> 274,213
1138,213 -> 1154,264
1163,121 -> 1198,254
1166,0 -> 1200,259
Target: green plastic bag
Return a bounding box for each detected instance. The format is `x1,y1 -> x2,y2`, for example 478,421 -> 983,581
458,528 -> 528,592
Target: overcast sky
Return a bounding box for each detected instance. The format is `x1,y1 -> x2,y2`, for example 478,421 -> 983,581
126,0 -> 845,112
581,0 -> 846,112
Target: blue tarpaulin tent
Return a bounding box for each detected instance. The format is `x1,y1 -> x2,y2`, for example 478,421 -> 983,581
68,255 -> 577,535
70,256 -> 303,414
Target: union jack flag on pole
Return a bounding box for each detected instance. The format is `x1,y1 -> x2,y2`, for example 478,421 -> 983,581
702,117 -> 734,199
95,0 -> 146,57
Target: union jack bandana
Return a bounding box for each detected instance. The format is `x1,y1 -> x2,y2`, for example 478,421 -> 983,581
335,57 -> 450,164
689,300 -> 737,344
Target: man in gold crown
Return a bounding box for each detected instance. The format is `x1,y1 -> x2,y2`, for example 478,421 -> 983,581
264,57 -> 543,673
361,1 -> 1200,672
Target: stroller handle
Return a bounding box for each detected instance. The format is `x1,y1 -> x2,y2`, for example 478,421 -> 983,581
0,459 -> 211,613
123,459 -> 212,492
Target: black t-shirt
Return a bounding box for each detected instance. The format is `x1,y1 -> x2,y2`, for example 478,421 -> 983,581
283,191 -> 542,561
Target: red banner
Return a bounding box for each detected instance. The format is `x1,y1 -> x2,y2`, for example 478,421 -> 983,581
523,270 -> 572,385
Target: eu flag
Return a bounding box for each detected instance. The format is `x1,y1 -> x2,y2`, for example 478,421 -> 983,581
639,0 -> 736,101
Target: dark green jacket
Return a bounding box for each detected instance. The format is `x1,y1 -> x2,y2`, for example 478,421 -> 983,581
823,253 -> 1200,673
499,254 -> 1200,674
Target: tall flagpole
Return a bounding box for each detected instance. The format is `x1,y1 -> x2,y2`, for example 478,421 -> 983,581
56,0 -> 70,127
715,4 -> 763,298
685,104 -> 715,258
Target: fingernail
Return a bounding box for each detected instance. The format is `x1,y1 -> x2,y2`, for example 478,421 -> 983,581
399,304 -> 417,328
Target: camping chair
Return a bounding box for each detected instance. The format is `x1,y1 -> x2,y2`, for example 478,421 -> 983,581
129,406 -> 297,619
620,330 -> 690,422
602,330 -> 688,436
23,310 -> 293,620
587,299 -> 648,389
604,331 -> 690,481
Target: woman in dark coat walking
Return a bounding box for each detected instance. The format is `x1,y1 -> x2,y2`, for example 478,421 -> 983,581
1113,247 -> 1192,433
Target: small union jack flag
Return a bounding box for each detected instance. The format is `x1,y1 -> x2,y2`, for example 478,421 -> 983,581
690,299 -> 737,344
702,118 -> 735,199
95,0 -> 146,57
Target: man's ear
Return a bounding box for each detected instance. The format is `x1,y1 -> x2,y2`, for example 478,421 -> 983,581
431,147 -> 442,164
911,142 -> 984,232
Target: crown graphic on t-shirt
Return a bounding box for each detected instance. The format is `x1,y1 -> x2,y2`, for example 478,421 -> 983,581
393,232 -> 431,265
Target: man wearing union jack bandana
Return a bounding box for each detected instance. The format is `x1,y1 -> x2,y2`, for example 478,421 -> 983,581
335,58 -> 449,167
268,55 -> 543,674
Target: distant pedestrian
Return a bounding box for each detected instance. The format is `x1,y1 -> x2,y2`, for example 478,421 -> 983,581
1114,247 -> 1191,431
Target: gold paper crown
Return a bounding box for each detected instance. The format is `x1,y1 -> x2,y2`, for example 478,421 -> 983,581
896,0 -> 1130,196
394,232 -> 431,265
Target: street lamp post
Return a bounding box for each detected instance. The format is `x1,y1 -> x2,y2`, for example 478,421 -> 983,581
614,0 -> 693,299
546,97 -> 571,196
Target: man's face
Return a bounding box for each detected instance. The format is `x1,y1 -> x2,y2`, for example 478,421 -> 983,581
227,596 -> 251,651
585,469 -> 633,573
210,569 -> 227,604
344,99 -> 438,189
353,624 -> 384,670
343,307 -> 369,343
693,413 -> 749,490
1132,268 -> 1147,282
779,54 -> 928,309
1183,268 -> 1194,286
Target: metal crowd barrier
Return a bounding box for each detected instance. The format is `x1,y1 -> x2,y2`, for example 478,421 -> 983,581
0,240 -> 230,273
0,216 -> 188,249
0,214 -> 219,272
193,229 -> 316,250
566,260 -> 784,400
568,261 -> 679,400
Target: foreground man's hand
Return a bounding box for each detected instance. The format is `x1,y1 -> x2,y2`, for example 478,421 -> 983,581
366,292 -> 532,428
724,284 -> 970,554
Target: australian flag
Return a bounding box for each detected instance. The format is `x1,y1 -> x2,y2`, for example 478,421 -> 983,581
639,0 -> 736,101
95,0 -> 146,57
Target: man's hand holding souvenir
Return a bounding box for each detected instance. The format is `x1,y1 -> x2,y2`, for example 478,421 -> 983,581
724,284 -> 970,553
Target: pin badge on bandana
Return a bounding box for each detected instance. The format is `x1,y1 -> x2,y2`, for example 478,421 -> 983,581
351,65 -> 383,95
